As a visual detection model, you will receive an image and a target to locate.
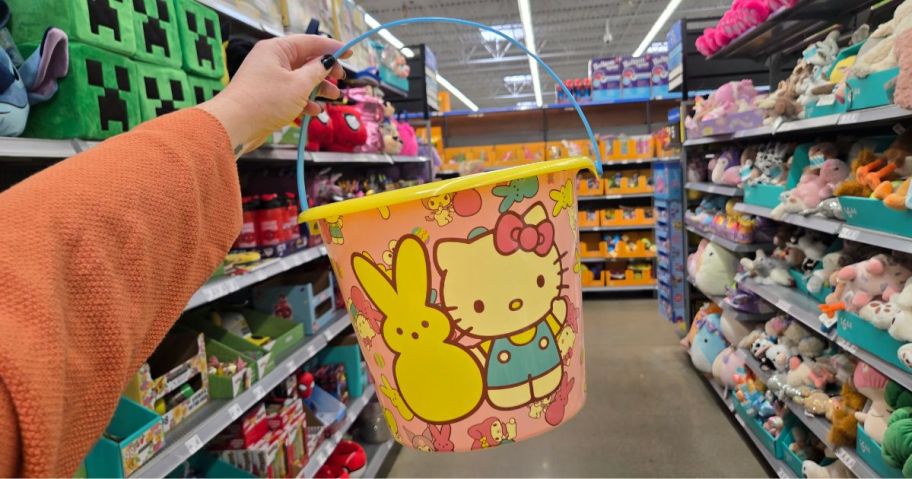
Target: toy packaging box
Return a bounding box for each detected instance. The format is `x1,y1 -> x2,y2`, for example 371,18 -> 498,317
252,269 -> 337,335
650,54 -> 670,97
621,56 -> 651,100
84,397 -> 165,477
589,56 -> 622,101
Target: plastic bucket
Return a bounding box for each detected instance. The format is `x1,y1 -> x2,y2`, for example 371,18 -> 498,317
296,17 -> 600,452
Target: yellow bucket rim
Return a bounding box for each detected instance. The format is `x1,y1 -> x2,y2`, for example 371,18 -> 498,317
299,156 -> 595,223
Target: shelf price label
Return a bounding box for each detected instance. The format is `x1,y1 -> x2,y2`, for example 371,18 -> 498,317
185,435 -> 203,455
286,361 -> 297,374
227,404 -> 243,421
253,385 -> 266,399
836,337 -> 858,355
841,112 -> 860,124
841,228 -> 860,241
835,449 -> 856,469
775,299 -> 792,315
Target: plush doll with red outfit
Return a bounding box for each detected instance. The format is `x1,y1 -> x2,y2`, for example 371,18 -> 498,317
326,104 -> 367,152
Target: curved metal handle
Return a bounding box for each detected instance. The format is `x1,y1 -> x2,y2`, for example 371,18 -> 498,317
297,16 -> 604,211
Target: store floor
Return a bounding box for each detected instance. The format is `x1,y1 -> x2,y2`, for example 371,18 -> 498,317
383,298 -> 768,478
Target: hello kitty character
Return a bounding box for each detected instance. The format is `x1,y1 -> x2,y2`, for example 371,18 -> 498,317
435,201 -> 572,410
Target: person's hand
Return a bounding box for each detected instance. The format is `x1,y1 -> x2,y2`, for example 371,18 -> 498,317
198,35 -> 350,155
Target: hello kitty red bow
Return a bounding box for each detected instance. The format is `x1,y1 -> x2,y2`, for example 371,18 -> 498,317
494,211 -> 554,256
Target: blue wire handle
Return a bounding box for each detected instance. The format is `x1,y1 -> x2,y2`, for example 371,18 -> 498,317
297,16 -> 604,212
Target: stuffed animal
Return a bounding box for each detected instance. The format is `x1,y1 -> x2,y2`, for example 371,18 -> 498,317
710,148 -> 742,186
326,104 -> 368,152
854,362 -> 892,444
887,279 -> 912,367
682,302 -> 723,349
397,121 -> 418,156
740,249 -> 793,286
381,122 -> 403,154
801,197 -> 846,219
855,131 -> 912,194
802,457 -> 855,479
745,143 -> 791,186
882,406 -> 912,478
306,108 -> 333,151
824,254 -> 912,315
787,357 -> 835,390
693,240 -> 738,296
795,390 -> 832,415
851,0 -> 912,78
721,308 -> 753,344
894,28 -> 912,111
808,251 -> 842,294
712,346 -> 747,388
0,27 -> 68,137
765,343 -> 791,372
689,312 -> 728,373
829,381 -> 867,447
771,159 -> 850,219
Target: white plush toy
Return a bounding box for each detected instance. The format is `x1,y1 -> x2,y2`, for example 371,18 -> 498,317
886,278 -> 912,367
807,251 -> 842,293
852,0 -> 912,78
694,241 -> 738,296
802,457 -> 855,479
740,249 -> 793,286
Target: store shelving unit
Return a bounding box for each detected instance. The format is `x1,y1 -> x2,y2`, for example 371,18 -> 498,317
362,440 -> 396,479
734,203 -> 843,235
132,312 -> 354,477
297,384 -> 378,478
736,349 -> 878,478
578,192 -> 654,202
582,285 -> 656,293
685,226 -> 772,254
685,182 -> 742,196
580,225 -> 655,232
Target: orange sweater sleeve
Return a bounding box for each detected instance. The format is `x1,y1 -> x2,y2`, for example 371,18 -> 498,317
0,108 -> 242,477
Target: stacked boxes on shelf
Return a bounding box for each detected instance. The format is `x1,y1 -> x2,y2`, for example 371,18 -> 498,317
654,160 -> 686,333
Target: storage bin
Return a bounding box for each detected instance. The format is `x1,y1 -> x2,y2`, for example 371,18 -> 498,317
837,311 -> 912,373
731,391 -> 777,456
605,267 -> 655,287
174,0 -> 226,78
205,339 -> 254,399
849,67 -> 899,111
132,0 -> 182,67
23,42 -> 141,140
856,424 -> 904,478
577,176 -> 604,196
582,264 -> 606,287
252,269 -> 337,335
136,63 -> 193,121
319,335 -> 365,398
84,397 -> 164,477
579,210 -> 601,228
840,196 -> 912,238
7,0 -> 136,55
167,452 -> 257,478
181,313 -> 277,380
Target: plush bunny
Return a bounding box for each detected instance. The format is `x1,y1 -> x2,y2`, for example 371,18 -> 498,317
771,159 -> 850,219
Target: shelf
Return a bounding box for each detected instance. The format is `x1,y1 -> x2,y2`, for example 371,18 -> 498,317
241,146 -> 429,165
700,372 -> 794,478
742,278 -> 912,393
683,105 -> 912,148
582,285 -> 656,292
734,203 -> 843,235
578,193 -> 654,201
184,246 -> 327,311
581,256 -> 657,263
707,0 -> 885,60
197,0 -> 285,37
579,225 -> 656,232
839,225 -> 912,255
603,158 -> 657,166
362,440 -> 396,479
685,226 -> 771,253
130,312 -> 353,477
299,384 -> 377,478
686,182 -> 743,196
741,278 -> 833,339
738,349 -> 879,479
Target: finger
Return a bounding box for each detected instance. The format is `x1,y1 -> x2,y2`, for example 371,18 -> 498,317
317,80 -> 340,100
302,101 -> 322,117
293,55 -> 335,96
278,34 -> 345,69
329,62 -> 345,80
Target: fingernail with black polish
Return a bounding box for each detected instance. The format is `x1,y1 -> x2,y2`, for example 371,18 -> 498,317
321,54 -> 337,70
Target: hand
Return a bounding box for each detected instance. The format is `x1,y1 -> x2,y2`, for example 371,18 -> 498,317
198,35 -> 350,154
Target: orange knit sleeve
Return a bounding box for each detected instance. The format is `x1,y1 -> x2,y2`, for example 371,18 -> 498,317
0,108 -> 242,476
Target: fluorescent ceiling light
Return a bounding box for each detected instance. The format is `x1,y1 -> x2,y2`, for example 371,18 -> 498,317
436,73 -> 479,111
481,23 -> 523,43
633,0 -> 683,57
517,0 -> 543,107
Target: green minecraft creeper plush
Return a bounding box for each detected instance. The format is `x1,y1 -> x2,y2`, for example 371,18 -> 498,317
187,75 -> 224,105
24,42 -> 140,140
136,63 -> 193,121
7,0 -> 136,56
132,0 -> 181,68
175,0 -> 225,79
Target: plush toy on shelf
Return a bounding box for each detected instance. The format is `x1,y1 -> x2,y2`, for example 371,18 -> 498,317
740,249 -> 793,287
0,27 -> 68,137
771,158 -> 850,219
856,131 -> 912,195
744,143 -> 792,186
822,254 -> 912,317
851,0 -> 912,78
710,148 -> 742,186
801,455 -> 854,479
691,240 -> 738,296
828,381 -> 867,447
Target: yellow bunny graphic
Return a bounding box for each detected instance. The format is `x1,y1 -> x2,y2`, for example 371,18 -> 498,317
353,235 -> 484,423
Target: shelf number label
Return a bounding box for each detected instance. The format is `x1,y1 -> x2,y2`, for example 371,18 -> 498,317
253,385 -> 266,399
227,404 -> 243,421
836,449 -> 856,469
841,228 -> 860,241
185,435 -> 203,455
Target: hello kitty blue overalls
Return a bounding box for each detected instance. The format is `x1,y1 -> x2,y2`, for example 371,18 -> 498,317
487,321 -> 561,388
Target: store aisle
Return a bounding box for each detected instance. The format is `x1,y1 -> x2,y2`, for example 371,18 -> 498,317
384,299 -> 768,478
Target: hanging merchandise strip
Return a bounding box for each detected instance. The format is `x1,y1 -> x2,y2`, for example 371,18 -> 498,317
295,17 -> 604,213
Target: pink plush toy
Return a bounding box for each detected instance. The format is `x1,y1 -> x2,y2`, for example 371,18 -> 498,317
734,0 -> 772,29
825,255 -> 912,313
770,158 -> 849,219
894,29 -> 912,110
711,148 -> 742,186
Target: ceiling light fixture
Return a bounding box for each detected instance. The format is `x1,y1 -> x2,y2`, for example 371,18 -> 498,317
362,11 -> 478,111
633,0 -> 683,57
516,0 -> 543,107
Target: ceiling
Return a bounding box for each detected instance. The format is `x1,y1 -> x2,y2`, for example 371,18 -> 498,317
359,0 -> 730,110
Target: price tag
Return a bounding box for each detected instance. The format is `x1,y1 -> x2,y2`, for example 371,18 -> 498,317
777,467 -> 788,478
836,449 -> 856,469
817,94 -> 836,106
836,337 -> 858,355
842,112 -> 860,124
841,228 -> 860,241
286,361 -> 296,374
185,435 -> 203,455
227,404 -> 243,421
253,385 -> 266,399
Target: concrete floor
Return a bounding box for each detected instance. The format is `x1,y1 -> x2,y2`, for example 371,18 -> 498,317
384,299 -> 769,478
